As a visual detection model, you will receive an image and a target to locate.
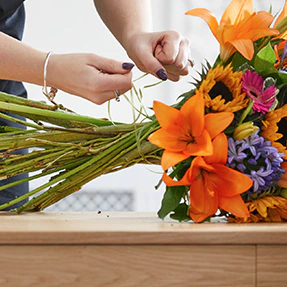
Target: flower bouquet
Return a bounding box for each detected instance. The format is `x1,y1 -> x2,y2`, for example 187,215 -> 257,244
1,0 -> 287,223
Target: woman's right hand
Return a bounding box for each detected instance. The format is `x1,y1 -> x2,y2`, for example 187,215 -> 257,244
47,53 -> 134,105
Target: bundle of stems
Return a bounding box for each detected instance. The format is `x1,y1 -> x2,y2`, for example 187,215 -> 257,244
0,92 -> 161,213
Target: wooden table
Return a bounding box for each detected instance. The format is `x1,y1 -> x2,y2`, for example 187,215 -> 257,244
0,212 -> 286,287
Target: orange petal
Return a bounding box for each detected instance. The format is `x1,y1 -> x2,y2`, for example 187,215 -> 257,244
244,28 -> 279,42
161,150 -> 190,170
218,194 -> 250,218
204,112 -> 234,139
189,156 -> 215,182
277,161 -> 287,188
189,175 -> 218,223
186,8 -> 219,39
153,101 -> 179,128
148,128 -> 186,152
162,170 -> 191,187
236,11 -> 274,37
274,0 -> 287,28
205,133 -> 227,165
180,93 -> 205,137
212,164 -> 253,197
184,129 -> 213,156
221,0 -> 253,26
229,38 -> 254,60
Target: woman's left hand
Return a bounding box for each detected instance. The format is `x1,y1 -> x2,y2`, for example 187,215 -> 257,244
123,30 -> 191,82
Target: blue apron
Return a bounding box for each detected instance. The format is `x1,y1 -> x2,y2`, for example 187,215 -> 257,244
0,2 -> 28,209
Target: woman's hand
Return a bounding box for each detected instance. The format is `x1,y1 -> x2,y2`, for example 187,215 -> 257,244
123,31 -> 191,82
48,53 -> 134,105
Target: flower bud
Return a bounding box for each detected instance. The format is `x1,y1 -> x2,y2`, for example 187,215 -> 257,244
233,122 -> 259,140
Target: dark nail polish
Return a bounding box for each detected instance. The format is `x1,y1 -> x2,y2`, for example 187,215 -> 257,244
156,69 -> 168,81
122,62 -> 135,70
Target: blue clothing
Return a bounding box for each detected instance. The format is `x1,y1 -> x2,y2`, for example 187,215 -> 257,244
0,3 -> 28,209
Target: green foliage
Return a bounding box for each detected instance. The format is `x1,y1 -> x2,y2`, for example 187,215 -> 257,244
170,203 -> 190,222
280,188 -> 287,199
157,186 -> 187,220
254,42 -> 277,73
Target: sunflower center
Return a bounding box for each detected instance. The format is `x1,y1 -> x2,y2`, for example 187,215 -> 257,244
277,117 -> 287,146
209,81 -> 233,102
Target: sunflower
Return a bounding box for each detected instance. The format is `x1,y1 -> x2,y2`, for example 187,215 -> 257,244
228,196 -> 287,223
261,105 -> 287,159
196,64 -> 248,112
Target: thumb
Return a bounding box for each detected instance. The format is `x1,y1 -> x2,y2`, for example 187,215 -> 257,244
141,49 -> 168,81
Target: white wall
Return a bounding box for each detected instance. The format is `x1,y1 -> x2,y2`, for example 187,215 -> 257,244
23,0 -> 286,211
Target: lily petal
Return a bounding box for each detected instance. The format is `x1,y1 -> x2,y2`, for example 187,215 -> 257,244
148,128 -> 187,152
274,0 -> 287,28
237,11 -> 276,39
180,93 -> 205,137
205,133 -> 228,165
213,164 -> 253,197
229,38 -> 254,60
189,174 -> 218,223
161,150 -> 190,171
162,169 -> 191,187
204,112 -> 234,139
221,0 -> 253,26
153,101 -> 179,128
184,129 -> 213,156
219,194 -> 250,218
186,8 -> 219,39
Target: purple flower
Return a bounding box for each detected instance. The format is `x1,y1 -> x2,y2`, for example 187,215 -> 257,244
242,70 -> 276,114
227,131 -> 285,196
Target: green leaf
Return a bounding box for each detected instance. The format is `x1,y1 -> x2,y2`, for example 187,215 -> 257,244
280,188 -> 287,198
231,52 -> 250,70
254,42 -> 276,73
157,186 -> 187,220
170,203 -> 190,222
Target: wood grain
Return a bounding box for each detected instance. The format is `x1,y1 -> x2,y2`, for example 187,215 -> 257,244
0,212 -> 286,245
257,245 -> 287,287
0,245 -> 255,287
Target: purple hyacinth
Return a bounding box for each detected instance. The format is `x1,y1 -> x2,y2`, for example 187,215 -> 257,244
227,131 -> 285,196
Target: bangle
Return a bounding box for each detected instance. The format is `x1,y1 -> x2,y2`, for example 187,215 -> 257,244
42,51 -> 58,103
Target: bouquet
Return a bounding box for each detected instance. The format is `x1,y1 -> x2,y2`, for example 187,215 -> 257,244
1,0 -> 287,223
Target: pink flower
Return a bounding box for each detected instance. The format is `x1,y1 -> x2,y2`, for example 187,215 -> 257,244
242,70 -> 276,114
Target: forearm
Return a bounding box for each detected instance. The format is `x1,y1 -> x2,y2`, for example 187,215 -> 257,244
0,32 -> 46,85
93,0 -> 153,49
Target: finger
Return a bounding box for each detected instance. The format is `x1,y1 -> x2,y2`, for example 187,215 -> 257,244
166,71 -> 181,82
140,49 -> 168,81
90,54 -> 134,74
97,71 -> 133,92
163,39 -> 191,76
155,31 -> 181,65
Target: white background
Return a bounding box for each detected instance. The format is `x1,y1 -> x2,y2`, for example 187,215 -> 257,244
23,0 -> 286,211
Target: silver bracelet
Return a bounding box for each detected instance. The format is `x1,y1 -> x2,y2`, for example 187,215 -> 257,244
42,51 -> 58,103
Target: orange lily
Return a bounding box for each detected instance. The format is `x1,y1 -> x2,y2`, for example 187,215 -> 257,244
163,133 -> 252,223
186,0 -> 279,62
273,0 -> 287,40
274,0 -> 287,29
148,93 -> 234,170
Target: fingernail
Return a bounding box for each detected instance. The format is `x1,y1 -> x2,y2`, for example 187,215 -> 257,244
122,62 -> 135,70
156,69 -> 168,81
